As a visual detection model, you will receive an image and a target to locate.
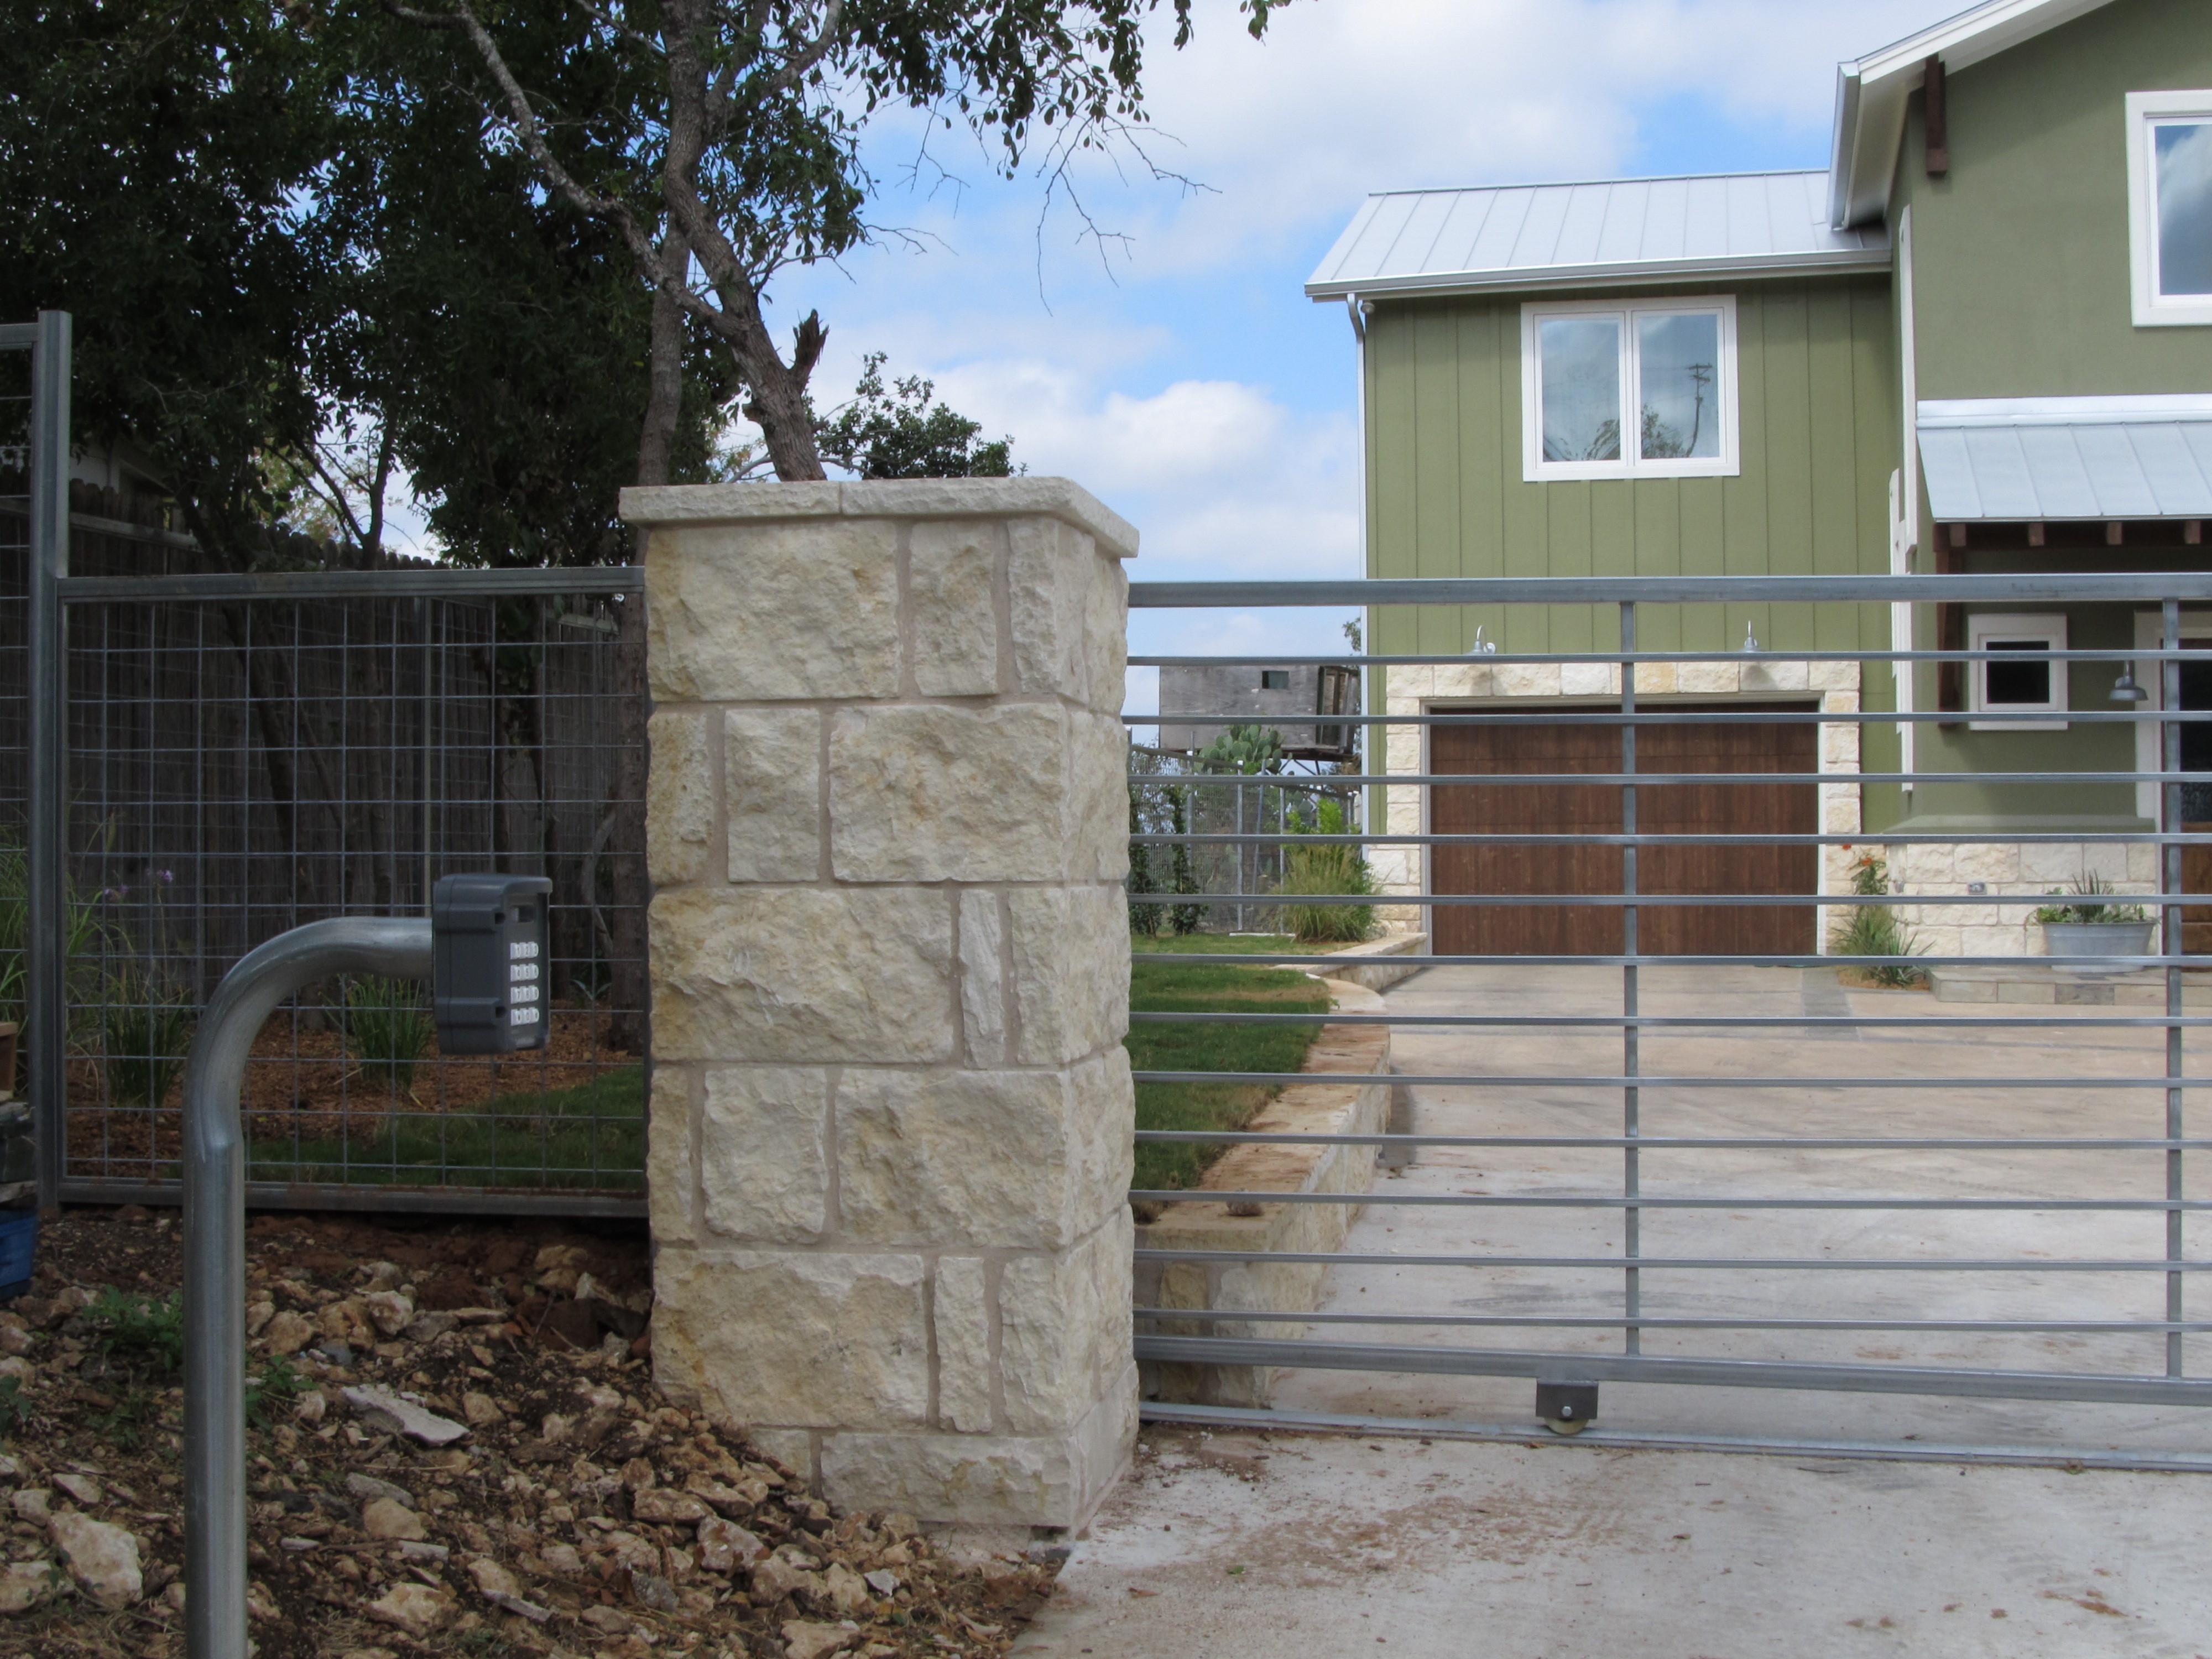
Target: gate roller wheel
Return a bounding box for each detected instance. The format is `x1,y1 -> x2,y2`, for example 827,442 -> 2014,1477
1535,1379 -> 1599,1436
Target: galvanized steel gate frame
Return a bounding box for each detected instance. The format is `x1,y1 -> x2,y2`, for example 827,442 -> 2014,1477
1126,572 -> 2212,1470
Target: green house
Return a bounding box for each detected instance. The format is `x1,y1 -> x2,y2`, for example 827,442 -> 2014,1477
1306,0 -> 2212,959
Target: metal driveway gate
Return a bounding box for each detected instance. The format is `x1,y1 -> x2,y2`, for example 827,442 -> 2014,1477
1126,572 -> 2212,1468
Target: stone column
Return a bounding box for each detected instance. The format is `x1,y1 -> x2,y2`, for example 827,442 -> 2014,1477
623,478 -> 1138,1530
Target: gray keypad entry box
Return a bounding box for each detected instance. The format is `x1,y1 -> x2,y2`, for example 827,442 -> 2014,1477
431,873 -> 554,1055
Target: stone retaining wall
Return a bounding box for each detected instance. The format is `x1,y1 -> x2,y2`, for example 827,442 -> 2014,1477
627,479 -> 1140,1530
1133,980 -> 1391,1408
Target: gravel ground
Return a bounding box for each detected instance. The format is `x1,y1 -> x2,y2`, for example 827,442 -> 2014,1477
0,1208 -> 1061,1659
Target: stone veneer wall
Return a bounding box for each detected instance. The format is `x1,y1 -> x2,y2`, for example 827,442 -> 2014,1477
1888,838 -> 2160,957
624,479 -> 1139,1529
1374,659 -> 1865,942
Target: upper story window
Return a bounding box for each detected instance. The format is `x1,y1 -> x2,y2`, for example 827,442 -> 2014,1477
1259,669 -> 1289,690
1520,297 -> 1739,482
2127,90 -> 2212,327
1968,612 -> 2069,732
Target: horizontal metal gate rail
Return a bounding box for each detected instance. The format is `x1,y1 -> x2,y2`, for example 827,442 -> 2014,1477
1122,572 -> 2212,1468
28,564 -> 649,1217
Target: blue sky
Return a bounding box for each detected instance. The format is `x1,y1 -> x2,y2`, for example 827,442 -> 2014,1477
751,0 -> 1963,711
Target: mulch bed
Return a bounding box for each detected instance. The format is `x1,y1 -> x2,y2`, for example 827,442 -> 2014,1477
0,1208 -> 1061,1658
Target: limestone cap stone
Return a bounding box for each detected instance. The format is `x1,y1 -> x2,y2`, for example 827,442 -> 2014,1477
619,477 -> 1140,563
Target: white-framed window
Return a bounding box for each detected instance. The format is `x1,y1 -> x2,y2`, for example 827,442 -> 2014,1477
2126,90 -> 2212,327
1968,613 -> 2068,731
1520,296 -> 1739,481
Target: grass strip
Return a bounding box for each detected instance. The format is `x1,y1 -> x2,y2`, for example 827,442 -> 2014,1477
244,1063 -> 645,1191
1127,942 -> 1331,1198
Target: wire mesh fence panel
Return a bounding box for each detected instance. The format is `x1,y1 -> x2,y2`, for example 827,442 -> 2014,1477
35,573 -> 646,1213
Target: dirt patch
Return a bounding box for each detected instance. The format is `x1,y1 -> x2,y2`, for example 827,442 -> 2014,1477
0,1208 -> 1060,1658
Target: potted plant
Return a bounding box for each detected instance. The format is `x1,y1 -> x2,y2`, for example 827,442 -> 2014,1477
2031,875 -> 2156,977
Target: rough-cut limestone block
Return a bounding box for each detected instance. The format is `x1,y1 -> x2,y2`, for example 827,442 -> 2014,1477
1677,659 -> 1735,695
1944,903 -> 2004,928
648,710 -> 714,885
836,1066 -> 1124,1249
1821,722 -> 1860,768
646,519 -> 898,702
1433,664 -> 1482,700
820,1365 -> 1136,1527
2128,841 -> 2159,885
1821,787 -> 1863,833
648,1070 -> 695,1246
933,1259 -> 993,1434
2079,841 -> 2131,883
1369,846 -> 1420,894
1897,843 -> 1958,885
1740,659 -> 1811,693
656,1250 -> 930,1430
1386,794 -> 1421,833
1954,842 -> 2023,885
651,887 -> 954,1064
1809,658 -> 1861,692
842,479 -> 1139,557
1825,690 -> 1862,714
1496,662 -> 1563,698
909,521 -> 1001,696
1961,922 -> 2031,958
724,709 -> 822,883
1561,661 -> 1617,697
699,1068 -> 830,1242
1072,712 -> 1133,883
747,1429 -> 817,1483
1006,518 -> 1091,704
2021,839 -> 2089,886
957,890 -> 1006,1066
1008,886 -> 1130,1066
999,1212 -> 1135,1435
1384,724 -> 1421,774
1914,923 -> 1965,957
830,705 -> 1074,883
1637,660 -> 1679,696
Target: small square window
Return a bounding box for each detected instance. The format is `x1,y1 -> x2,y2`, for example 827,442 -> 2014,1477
1522,298 -> 1738,480
1969,613 -> 2068,731
2127,91 -> 2212,326
1260,669 -> 1289,691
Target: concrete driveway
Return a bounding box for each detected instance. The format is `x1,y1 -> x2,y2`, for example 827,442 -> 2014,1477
1260,961 -> 2212,1459
1010,1423 -> 2212,1659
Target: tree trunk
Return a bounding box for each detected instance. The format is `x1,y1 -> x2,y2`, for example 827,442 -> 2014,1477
637,225 -> 689,489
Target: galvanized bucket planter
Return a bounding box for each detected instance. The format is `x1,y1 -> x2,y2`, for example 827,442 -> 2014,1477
2042,920 -> 2157,976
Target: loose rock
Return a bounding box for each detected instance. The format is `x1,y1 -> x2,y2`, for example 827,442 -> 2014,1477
0,1559 -> 55,1614
48,1511 -> 143,1610
363,1581 -> 455,1638
341,1385 -> 469,1446
361,1497 -> 427,1542
784,1619 -> 863,1659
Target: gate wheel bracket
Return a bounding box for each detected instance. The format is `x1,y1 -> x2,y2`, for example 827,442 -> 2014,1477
1536,1380 -> 1599,1436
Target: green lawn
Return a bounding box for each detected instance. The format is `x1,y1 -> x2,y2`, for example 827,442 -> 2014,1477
1129,932 -> 1299,957
1126,945 -> 1330,1200
245,1065 -> 645,1191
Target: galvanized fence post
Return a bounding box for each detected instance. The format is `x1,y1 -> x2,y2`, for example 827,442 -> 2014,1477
26,310 -> 68,1211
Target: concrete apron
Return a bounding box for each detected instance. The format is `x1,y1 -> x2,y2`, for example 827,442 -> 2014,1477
1010,1424 -> 2211,1658
1255,962 -> 2212,1461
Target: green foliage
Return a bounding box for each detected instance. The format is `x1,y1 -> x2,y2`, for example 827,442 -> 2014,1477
85,1288 -> 185,1379
246,1354 -> 307,1429
343,977 -> 434,1093
1196,725 -> 1287,776
818,354 -> 1014,480
88,1385 -> 160,1453
1125,959 -> 1328,1196
2030,873 -> 2151,926
1274,798 -> 1378,944
1832,853 -> 1923,987
0,1377 -> 27,1439
102,970 -> 194,1112
0,832 -> 122,1045
1166,786 -> 1205,935
1128,785 -> 1162,937
247,1064 -> 645,1192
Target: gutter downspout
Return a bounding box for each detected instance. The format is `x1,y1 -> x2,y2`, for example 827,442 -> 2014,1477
1894,206 -> 1919,797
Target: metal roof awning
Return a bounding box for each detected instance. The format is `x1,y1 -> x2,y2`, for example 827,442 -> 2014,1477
1917,396 -> 2212,521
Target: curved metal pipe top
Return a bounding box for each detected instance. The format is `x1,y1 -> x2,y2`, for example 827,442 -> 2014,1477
182,917 -> 431,1659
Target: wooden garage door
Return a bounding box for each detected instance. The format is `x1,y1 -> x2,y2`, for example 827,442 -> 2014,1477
1431,707 -> 1818,956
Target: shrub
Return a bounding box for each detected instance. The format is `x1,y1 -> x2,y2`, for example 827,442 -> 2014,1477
85,1287 -> 185,1378
2030,873 -> 2151,926
1830,852 -> 1922,986
103,971 -> 194,1112
345,975 -> 434,1093
1274,799 -> 1378,944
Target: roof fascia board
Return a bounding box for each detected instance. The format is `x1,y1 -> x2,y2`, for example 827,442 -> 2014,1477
1305,247 -> 1891,303
1832,0 -> 2118,227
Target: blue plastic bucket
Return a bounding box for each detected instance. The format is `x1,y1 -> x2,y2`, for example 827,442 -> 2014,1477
0,1210 -> 35,1301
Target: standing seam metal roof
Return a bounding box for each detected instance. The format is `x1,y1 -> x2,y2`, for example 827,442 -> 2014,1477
1918,397 -> 2212,521
1305,169 -> 1888,299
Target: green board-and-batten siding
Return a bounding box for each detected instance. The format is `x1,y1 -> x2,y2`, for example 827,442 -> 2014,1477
1362,275 -> 1906,818
1364,276 -> 1898,656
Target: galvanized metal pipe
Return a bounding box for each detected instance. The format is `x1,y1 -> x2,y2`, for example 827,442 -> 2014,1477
183,917 -> 430,1659
25,311 -> 68,1209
